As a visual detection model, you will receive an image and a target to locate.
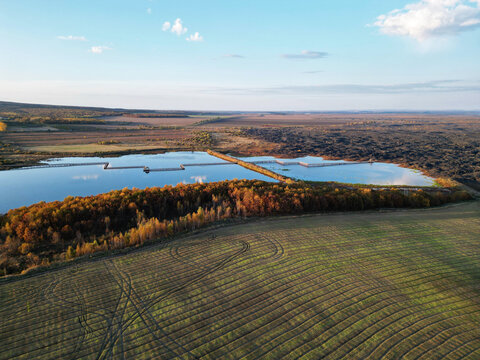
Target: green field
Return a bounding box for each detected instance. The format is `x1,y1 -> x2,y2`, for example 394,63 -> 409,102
1,201 -> 479,359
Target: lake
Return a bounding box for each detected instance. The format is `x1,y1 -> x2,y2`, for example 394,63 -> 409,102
0,151 -> 435,213
239,155 -> 435,187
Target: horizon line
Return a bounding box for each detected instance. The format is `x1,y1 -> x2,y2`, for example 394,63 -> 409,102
1,99 -> 479,114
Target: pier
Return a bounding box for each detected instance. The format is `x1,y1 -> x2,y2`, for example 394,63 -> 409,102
181,162 -> 234,167
144,165 -> 185,173
104,165 -> 145,170
18,162 -> 109,170
251,160 -> 371,167
15,153 -> 374,181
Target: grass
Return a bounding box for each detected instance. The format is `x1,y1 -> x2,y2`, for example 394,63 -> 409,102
27,144 -> 166,153
0,201 -> 479,359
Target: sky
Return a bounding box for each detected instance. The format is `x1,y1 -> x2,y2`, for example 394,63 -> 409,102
0,0 -> 479,111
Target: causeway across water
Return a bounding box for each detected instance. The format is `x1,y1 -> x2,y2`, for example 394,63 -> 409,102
18,158 -> 372,174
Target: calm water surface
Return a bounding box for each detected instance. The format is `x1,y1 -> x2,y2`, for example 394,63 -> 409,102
239,155 -> 435,187
0,152 -> 434,213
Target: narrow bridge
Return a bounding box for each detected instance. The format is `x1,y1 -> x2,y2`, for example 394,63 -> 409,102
17,162 -> 109,170
104,164 -> 145,170
144,165 -> 185,173
16,157 -> 374,175
181,162 -> 234,167
250,160 -> 372,167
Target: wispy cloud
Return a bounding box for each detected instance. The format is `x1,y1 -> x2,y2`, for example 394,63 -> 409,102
373,0 -> 480,41
147,8 -> 152,14
57,35 -> 87,41
282,50 -> 328,59
89,46 -> 112,54
223,54 -> 245,58
203,80 -> 480,95
186,32 -> 203,42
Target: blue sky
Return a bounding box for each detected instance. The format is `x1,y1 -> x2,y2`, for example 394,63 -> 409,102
0,0 -> 479,110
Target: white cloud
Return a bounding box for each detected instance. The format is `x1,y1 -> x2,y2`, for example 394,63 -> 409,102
147,8 -> 152,14
374,0 -> 480,41
89,46 -> 112,54
171,18 -> 188,35
163,18 -> 203,41
57,35 -> 87,41
186,32 -> 203,42
162,21 -> 171,31
282,50 -> 328,59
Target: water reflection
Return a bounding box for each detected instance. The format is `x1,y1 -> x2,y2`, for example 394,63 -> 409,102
0,152 -> 435,213
239,155 -> 434,187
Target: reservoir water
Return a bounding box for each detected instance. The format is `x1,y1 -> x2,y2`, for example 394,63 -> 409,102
0,151 -> 435,213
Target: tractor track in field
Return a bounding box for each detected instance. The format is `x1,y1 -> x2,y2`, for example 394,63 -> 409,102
96,238 -> 250,359
97,261 -> 194,360
47,274 -> 126,360
95,262 -> 133,360
3,235 -> 270,352
4,239 -> 464,358
113,260 -> 198,359
196,258 -> 464,358
169,244 -> 210,272
245,273 -> 479,360
168,232 -> 284,275
3,239 -> 468,360
44,277 -> 92,359
0,232 -> 432,334
123,239 -> 449,334
2,204 -> 480,360
26,265 -> 136,360
262,233 -> 285,260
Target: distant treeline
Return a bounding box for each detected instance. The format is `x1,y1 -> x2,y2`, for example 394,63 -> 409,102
193,117 -> 226,126
1,115 -> 106,125
127,113 -> 186,118
0,180 -> 471,276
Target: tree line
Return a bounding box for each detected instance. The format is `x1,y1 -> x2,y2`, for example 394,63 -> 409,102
0,180 -> 471,276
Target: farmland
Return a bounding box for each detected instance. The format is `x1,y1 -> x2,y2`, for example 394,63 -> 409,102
1,102 -> 479,191
1,200 -> 479,359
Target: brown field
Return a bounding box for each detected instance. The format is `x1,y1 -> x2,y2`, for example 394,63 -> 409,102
2,129 -> 190,148
203,113 -> 480,128
102,115 -> 205,127
1,102 -> 479,188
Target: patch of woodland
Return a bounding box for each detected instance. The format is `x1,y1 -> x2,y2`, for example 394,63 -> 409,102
0,179 -> 471,276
